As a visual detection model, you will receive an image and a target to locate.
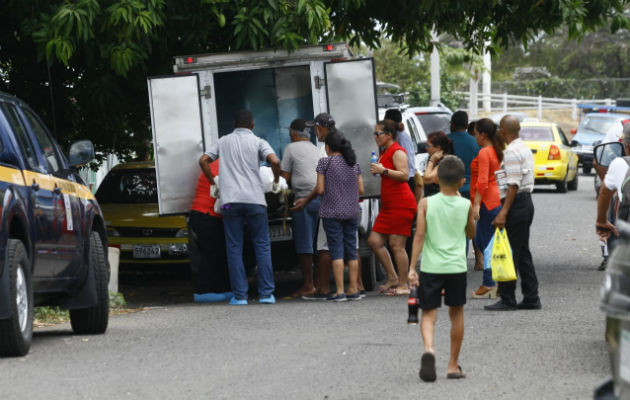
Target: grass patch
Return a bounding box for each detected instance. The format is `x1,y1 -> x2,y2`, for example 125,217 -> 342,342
34,292 -> 128,326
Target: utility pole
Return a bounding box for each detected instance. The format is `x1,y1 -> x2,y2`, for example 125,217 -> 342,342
482,45 -> 491,112
430,31 -> 441,106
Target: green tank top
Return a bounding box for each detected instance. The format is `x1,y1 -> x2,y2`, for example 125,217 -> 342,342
421,193 -> 470,274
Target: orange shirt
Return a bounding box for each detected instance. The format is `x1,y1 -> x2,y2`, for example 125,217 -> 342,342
190,160 -> 220,217
470,146 -> 501,210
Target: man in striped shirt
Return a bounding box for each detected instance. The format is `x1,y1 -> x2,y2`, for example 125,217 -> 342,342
485,115 -> 541,311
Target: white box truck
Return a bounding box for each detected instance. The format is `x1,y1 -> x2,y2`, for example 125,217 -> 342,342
147,43 -> 382,289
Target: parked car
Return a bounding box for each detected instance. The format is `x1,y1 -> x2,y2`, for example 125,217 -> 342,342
520,120 -> 579,193
0,92 -> 108,357
408,104 -> 452,134
96,161 -> 189,266
572,113 -> 629,174
378,107 -> 429,174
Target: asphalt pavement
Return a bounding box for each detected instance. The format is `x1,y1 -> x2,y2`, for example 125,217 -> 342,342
0,175 -> 611,399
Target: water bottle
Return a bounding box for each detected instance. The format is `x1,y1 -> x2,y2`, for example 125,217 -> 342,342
370,151 -> 379,176
407,286 -> 419,324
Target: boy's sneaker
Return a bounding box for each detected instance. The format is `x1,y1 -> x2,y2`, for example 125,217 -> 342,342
346,292 -> 363,301
259,294 -> 276,304
326,293 -> 347,302
229,297 -> 248,306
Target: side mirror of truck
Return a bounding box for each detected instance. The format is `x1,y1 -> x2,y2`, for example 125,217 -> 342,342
68,140 -> 95,168
416,142 -> 428,154
0,150 -> 20,167
570,140 -> 579,147
594,142 -> 624,168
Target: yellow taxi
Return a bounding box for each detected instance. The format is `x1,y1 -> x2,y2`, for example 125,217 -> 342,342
519,120 -> 579,193
95,161 -> 189,265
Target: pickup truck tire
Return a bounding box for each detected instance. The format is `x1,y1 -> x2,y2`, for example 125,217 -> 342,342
70,232 -> 109,334
361,253 -> 377,292
583,164 -> 592,175
0,239 -> 33,357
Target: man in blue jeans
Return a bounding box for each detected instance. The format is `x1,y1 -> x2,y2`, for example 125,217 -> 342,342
199,109 -> 281,305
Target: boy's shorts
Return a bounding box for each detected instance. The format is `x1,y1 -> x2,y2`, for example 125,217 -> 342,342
419,272 -> 467,310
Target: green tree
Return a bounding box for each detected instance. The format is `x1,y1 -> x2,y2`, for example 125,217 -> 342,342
1,1 -> 628,158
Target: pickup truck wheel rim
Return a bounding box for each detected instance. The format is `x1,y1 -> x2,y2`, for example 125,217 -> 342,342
16,265 -> 28,333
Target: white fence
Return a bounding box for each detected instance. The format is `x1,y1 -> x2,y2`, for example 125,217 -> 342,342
455,91 -> 615,120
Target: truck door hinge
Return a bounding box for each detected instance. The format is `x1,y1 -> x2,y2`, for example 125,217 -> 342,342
199,85 -> 212,99
314,75 -> 326,89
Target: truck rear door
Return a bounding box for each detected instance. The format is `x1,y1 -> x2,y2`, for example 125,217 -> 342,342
147,74 -> 205,216
324,59 -> 379,197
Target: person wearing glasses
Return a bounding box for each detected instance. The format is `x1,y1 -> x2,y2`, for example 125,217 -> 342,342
368,119 -> 417,295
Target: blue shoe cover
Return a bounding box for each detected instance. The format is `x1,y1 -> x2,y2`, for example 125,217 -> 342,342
194,293 -> 227,303
259,294 -> 276,304
229,297 -> 248,305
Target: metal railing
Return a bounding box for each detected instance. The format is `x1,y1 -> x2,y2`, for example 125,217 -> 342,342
455,91 -> 614,120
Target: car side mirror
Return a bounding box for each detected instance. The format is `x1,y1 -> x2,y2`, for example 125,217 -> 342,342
570,128 -> 577,134
570,140 -> 579,147
0,150 -> 20,167
68,140 -> 95,168
416,142 -> 428,154
594,142 -> 624,168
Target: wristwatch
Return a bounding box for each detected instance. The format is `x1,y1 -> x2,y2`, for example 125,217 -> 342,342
383,168 -> 389,176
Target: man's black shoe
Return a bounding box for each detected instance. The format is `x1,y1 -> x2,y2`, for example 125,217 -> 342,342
517,301 -> 542,310
597,258 -> 607,271
484,300 -> 516,311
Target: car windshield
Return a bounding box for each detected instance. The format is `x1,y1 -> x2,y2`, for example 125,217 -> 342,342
579,116 -> 617,135
416,113 -> 451,134
520,127 -> 554,142
95,168 -> 157,204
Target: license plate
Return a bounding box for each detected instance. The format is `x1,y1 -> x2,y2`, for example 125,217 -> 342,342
133,245 -> 161,259
621,329 -> 630,383
269,225 -> 292,242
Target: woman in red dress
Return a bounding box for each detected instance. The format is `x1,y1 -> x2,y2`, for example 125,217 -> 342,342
368,119 -> 418,295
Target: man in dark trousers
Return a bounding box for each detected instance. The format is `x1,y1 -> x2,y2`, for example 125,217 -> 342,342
449,111 -> 479,199
485,115 -> 541,311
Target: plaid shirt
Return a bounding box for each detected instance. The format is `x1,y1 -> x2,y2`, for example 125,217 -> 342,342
499,138 -> 534,198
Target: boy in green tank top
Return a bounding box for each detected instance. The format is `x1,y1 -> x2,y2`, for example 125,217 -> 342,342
408,155 -> 475,382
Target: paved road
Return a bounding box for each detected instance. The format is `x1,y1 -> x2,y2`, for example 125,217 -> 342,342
0,176 -> 611,399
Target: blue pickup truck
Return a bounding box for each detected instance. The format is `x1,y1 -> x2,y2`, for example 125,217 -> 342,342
0,92 -> 109,357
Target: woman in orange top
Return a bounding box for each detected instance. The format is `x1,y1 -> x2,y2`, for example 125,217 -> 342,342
470,118 -> 504,299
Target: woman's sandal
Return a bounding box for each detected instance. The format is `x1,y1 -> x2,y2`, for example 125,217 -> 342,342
446,365 -> 466,379
378,280 -> 399,294
386,286 -> 411,296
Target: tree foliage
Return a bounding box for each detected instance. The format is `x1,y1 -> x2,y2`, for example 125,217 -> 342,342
1,1 -> 629,158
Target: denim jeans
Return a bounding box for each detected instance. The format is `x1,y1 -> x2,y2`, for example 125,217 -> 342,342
474,204 -> 501,287
291,197 -> 321,255
222,203 -> 275,300
322,218 -> 359,261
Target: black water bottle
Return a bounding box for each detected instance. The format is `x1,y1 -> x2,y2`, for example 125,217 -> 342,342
407,286 -> 419,324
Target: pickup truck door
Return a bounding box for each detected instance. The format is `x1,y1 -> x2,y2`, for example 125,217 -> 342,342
0,103 -> 62,277
324,58 -> 379,197
20,107 -> 83,276
147,74 -> 205,216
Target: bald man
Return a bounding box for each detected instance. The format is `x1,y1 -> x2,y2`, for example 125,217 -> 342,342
485,115 -> 541,311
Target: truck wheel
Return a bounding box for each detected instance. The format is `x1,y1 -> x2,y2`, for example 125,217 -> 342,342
567,173 -> 578,191
556,173 -> 568,193
0,239 -> 33,357
70,232 -> 109,334
582,165 -> 592,175
361,253 -> 377,292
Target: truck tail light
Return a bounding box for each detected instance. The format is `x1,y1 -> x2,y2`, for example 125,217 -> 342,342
323,44 -> 334,52
185,57 -> 195,64
548,145 -> 561,160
